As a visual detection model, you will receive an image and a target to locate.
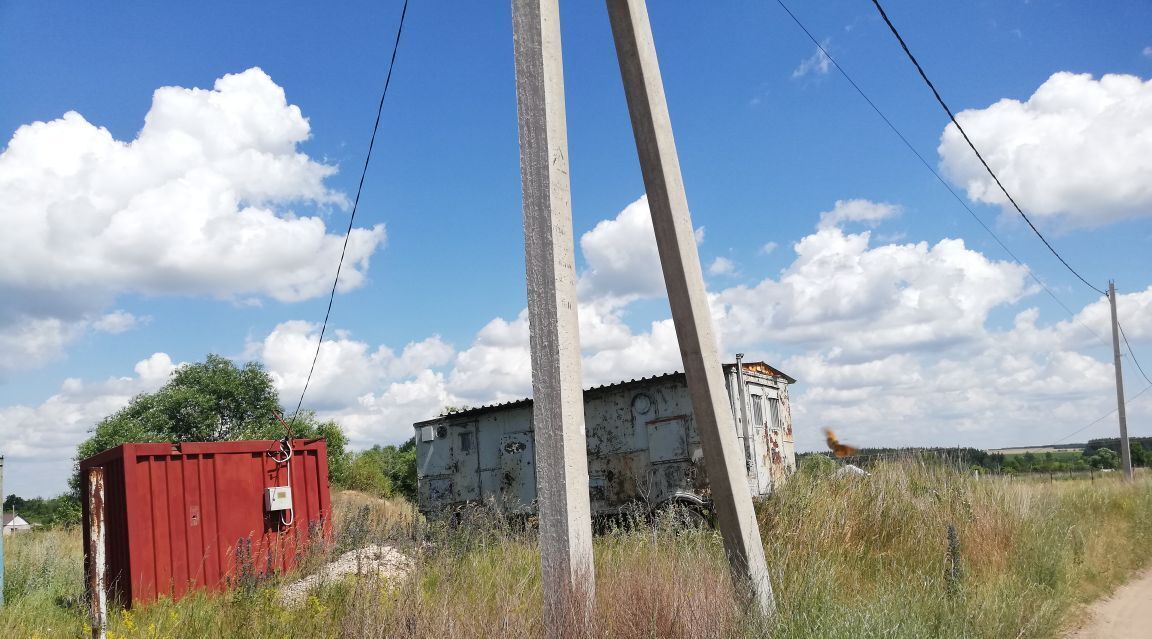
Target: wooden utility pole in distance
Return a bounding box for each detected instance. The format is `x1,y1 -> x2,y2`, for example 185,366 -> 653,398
511,0 -> 596,632
605,0 -> 777,618
1108,280 -> 1134,481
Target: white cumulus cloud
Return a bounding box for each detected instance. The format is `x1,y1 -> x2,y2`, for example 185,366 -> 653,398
0,68 -> 385,375
939,72 -> 1152,227
817,199 -> 901,229
9,196 -> 1152,496
0,353 -> 180,495
708,256 -> 738,276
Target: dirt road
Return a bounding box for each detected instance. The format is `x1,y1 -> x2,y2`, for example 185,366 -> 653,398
1066,567 -> 1152,639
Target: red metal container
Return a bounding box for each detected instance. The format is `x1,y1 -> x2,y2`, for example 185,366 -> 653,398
80,439 -> 333,607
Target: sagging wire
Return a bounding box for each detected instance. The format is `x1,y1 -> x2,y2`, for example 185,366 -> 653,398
270,410 -> 296,527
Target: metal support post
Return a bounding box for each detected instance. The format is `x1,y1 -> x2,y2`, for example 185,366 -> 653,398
1108,280 -> 1134,481
734,353 -> 757,480
511,0 -> 596,632
87,467 -> 108,639
605,0 -> 776,617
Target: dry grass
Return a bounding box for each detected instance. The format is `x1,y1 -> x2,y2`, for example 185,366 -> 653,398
2,462 -> 1151,638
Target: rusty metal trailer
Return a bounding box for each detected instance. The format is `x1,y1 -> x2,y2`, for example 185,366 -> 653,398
414,360 -> 795,517
80,439 -> 332,608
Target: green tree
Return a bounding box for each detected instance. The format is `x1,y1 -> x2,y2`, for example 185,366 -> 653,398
341,439 -> 418,501
1131,442 -> 1147,467
799,453 -> 837,477
73,354 -> 349,490
1087,448 -> 1119,470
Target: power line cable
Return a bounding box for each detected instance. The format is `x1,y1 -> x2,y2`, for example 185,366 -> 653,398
866,0 -> 1106,297
292,0 -> 410,421
775,1 -> 1151,451
1118,320 -> 1152,386
771,0 -> 1109,346
1053,384 -> 1152,444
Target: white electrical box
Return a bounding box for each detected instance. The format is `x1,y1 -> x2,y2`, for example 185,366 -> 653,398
265,486 -> 293,512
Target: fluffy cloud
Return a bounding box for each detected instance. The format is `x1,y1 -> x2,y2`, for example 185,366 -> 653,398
817,199 -> 901,229
713,224 -> 1030,357
256,320 -> 454,409
0,353 -> 179,495
9,195 -> 1151,496
578,196 -> 666,300
291,197 -> 1141,457
939,72 -> 1152,227
0,68 -> 385,374
578,195 -> 704,302
708,256 -> 738,276
92,310 -> 145,334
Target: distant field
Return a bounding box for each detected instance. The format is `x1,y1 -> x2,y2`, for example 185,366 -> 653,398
989,446 -> 1083,455
999,450 -> 1085,463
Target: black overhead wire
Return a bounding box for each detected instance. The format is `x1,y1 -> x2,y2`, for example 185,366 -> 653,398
1053,385 -> 1152,444
292,0 -> 410,421
866,0 -> 1107,298
1119,321 -> 1152,386
774,1 -> 1151,447
862,0 -> 1152,440
771,0 -> 1108,346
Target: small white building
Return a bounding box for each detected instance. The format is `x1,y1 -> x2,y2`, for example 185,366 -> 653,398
3,512 -> 32,535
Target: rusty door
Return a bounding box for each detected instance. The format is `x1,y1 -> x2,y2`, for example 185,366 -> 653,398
497,432 -> 536,512
747,390 -> 775,494
418,424 -> 456,508
645,416 -> 698,504
451,421 -> 481,503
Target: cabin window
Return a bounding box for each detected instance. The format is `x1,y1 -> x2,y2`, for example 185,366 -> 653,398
459,431 -> 473,453
750,394 -> 765,426
767,397 -> 781,430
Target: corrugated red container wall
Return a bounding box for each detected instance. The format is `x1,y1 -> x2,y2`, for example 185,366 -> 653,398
80,439 -> 333,607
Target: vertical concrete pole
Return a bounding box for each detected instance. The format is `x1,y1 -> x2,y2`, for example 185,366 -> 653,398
87,467 -> 108,639
605,0 -> 776,617
1108,281 -> 1134,481
511,0 -> 596,632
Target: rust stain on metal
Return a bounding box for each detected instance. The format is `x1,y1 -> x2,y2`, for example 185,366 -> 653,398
87,467 -> 108,639
414,361 -> 798,518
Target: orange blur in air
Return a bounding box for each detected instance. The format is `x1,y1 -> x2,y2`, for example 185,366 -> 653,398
824,428 -> 858,458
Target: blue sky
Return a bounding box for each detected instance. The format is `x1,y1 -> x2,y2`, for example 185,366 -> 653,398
2,1 -> 1151,497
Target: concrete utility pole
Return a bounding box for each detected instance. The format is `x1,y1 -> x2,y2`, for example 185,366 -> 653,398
511,0 -> 596,632
605,0 -> 776,618
1108,280 -> 1134,481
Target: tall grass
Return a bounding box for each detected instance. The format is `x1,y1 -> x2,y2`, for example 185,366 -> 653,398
2,461 -> 1150,638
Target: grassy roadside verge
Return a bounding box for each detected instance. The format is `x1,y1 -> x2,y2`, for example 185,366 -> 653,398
3,462 -> 1150,638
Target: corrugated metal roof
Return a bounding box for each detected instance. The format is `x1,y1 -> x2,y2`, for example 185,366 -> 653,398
415,361 -> 794,425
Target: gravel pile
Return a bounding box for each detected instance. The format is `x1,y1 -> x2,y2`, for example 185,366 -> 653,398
279,544 -> 414,607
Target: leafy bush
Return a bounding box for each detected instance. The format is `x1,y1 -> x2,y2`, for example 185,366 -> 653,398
71,354 -> 350,491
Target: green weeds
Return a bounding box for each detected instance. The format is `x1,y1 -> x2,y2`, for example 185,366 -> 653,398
2,463 -> 1150,638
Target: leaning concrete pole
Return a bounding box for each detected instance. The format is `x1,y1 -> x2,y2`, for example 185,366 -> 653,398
511,0 -> 596,632
606,0 -> 776,617
1108,281 -> 1134,481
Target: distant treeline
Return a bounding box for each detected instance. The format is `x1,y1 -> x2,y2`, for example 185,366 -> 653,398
801,440 -> 1149,474
3,494 -> 81,527
1085,437 -> 1152,458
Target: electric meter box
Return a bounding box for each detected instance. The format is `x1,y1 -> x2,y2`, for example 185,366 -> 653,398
265,486 -> 293,512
